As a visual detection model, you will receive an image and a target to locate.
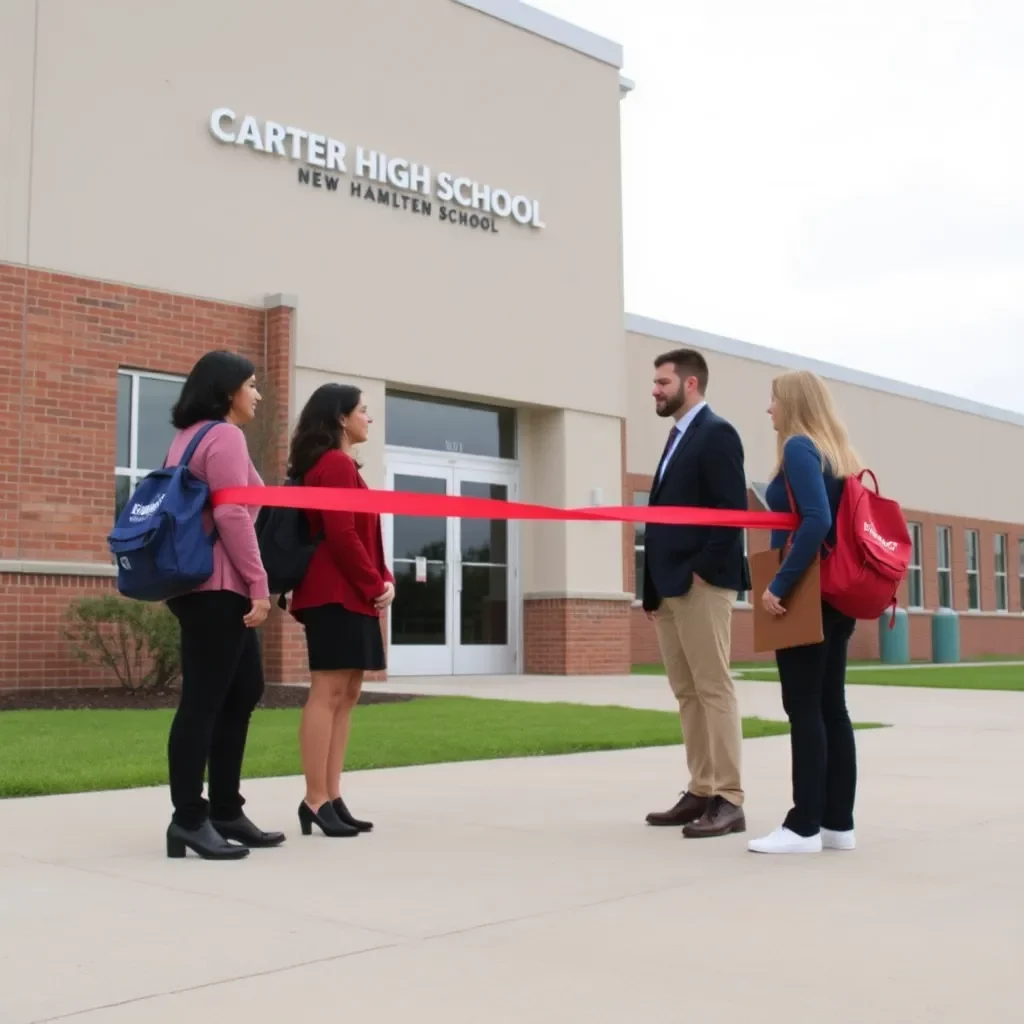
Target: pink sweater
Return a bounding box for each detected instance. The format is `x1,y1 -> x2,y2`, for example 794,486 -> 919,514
164,420 -> 269,601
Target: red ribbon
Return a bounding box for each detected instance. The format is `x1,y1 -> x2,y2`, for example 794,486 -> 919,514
212,486 -> 799,530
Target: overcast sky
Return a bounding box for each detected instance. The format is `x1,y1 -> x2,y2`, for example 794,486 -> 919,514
530,0 -> 1023,414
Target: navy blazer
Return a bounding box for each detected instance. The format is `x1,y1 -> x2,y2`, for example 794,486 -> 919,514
642,404 -> 751,611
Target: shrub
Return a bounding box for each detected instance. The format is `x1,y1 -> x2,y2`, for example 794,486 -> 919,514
64,595 -> 180,694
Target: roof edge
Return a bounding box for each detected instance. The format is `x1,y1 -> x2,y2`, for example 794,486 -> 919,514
450,0 -> 624,68
626,312 -> 1024,428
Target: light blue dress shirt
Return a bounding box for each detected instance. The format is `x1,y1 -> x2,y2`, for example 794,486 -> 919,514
655,400 -> 707,485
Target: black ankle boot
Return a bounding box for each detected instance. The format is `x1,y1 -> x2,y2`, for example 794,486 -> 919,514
166,820 -> 250,860
332,797 -> 373,832
210,812 -> 286,848
298,800 -> 360,838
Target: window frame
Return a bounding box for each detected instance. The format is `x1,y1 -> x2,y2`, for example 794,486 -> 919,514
936,525 -> 953,610
907,522 -> 924,609
994,533 -> 1008,613
115,368 -> 186,516
737,530 -> 750,606
965,529 -> 981,611
632,490 -> 649,601
1019,537 -> 1024,613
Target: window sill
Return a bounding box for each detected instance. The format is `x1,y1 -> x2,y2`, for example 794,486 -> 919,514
908,608 -> 1022,619
632,598 -> 755,609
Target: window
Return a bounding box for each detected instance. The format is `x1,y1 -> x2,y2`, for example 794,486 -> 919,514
994,534 -> 1008,612
632,491 -> 649,599
936,526 -> 953,609
907,522 -> 924,608
965,530 -> 980,610
737,530 -> 750,605
385,390 -> 516,459
1019,538 -> 1024,612
115,370 -> 184,520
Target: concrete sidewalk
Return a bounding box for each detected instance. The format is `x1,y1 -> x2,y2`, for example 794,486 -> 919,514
2,679 -> 1022,1023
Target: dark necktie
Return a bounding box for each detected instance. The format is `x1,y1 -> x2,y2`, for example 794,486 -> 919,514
657,426 -> 677,479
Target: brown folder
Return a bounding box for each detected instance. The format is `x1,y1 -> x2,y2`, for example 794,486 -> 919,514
749,549 -> 824,653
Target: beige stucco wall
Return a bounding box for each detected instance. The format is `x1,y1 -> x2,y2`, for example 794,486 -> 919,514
519,407 -> 627,598
14,0 -> 626,419
0,0 -> 35,264
628,329 -> 1024,524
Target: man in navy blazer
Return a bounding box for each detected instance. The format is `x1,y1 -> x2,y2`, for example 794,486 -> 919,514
642,347 -> 751,839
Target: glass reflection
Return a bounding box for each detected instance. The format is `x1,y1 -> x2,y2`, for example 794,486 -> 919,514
386,392 -> 515,459
459,482 -> 507,563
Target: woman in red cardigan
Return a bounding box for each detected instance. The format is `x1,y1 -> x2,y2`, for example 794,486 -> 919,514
287,383 -> 395,838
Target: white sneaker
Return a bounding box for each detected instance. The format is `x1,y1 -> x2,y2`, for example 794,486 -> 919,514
747,826 -> 822,854
821,828 -> 856,851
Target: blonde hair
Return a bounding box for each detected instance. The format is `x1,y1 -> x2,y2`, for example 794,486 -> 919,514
771,370 -> 862,477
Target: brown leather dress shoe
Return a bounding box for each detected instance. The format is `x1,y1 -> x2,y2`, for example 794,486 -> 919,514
645,791 -> 710,826
682,796 -> 746,838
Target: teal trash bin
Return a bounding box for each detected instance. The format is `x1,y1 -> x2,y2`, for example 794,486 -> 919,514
931,608 -> 960,664
878,607 -> 910,664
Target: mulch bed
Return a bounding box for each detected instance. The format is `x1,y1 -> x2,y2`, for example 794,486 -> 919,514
0,685 -> 422,712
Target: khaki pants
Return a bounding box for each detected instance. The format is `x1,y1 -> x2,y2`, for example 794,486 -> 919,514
654,581 -> 744,806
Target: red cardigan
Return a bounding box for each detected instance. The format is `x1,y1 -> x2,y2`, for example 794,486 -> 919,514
289,449 -> 394,618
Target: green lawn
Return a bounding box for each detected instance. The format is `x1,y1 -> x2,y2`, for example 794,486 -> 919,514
0,696 -> 811,799
735,664 -> 1024,691
634,662 -> 1024,691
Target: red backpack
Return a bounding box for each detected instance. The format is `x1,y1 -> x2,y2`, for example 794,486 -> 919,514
819,469 -> 912,626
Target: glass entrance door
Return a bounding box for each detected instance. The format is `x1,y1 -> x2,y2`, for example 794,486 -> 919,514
385,455 -> 518,676
453,468 -> 515,675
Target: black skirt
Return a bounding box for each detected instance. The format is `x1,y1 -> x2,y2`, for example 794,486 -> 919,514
295,603 -> 386,672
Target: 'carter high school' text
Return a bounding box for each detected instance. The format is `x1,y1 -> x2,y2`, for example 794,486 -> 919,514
209,108 -> 545,230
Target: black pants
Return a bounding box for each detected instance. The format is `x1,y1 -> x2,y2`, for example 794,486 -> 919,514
166,591 -> 264,829
775,601 -> 857,837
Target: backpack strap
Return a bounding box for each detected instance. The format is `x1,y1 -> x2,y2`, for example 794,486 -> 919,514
783,466 -> 838,560
163,420 -> 225,470
780,469 -> 797,558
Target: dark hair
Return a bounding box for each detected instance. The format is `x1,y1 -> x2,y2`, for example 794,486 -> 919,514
287,383 -> 363,479
654,348 -> 709,394
171,350 -> 256,428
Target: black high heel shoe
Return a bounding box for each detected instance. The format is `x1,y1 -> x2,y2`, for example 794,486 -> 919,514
166,820 -> 250,860
332,797 -> 373,832
298,800 -> 360,838
210,812 -> 286,848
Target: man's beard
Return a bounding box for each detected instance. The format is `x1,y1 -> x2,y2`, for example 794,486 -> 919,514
656,395 -> 684,418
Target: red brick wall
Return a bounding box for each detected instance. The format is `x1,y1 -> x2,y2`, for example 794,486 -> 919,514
623,468 -> 1024,665
0,263 -> 299,690
0,573 -> 118,690
524,598 -> 631,674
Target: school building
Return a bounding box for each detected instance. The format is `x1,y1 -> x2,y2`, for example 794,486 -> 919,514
1,0 -> 1022,690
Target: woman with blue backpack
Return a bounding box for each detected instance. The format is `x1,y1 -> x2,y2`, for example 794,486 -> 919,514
160,351 -> 285,860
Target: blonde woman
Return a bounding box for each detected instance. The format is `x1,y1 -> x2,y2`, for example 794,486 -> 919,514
749,370 -> 863,855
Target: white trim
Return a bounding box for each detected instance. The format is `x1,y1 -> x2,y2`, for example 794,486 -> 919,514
0,560 -> 116,577
936,525 -> 953,610
264,292 -> 298,309
619,75 -> 635,96
451,0 -> 624,68
907,522 -> 924,610
116,369 -> 187,483
524,591 -> 635,602
626,313 -> 1024,428
994,533 -> 1009,612
384,450 -> 522,676
116,367 -> 186,385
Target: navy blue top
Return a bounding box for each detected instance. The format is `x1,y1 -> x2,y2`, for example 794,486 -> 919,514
764,434 -> 844,598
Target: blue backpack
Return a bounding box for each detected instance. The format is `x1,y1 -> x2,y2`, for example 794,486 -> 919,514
108,421 -> 223,601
